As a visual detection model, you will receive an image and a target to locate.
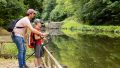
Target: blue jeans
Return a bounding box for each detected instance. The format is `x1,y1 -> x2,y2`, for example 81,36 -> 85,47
12,35 -> 26,68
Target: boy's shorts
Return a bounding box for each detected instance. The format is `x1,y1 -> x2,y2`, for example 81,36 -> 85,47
34,45 -> 44,58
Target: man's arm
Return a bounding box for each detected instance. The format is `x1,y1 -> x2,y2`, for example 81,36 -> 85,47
26,22 -> 48,36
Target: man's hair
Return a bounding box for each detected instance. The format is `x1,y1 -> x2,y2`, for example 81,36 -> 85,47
26,9 -> 37,16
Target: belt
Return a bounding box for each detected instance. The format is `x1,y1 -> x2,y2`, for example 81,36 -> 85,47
15,33 -> 24,38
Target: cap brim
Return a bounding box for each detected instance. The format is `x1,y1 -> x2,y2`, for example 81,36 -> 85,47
34,11 -> 37,14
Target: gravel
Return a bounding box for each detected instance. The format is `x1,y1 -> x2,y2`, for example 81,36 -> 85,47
0,58 -> 35,68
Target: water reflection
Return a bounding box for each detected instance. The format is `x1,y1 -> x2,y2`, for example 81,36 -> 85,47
1,29 -> 120,68
48,30 -> 120,68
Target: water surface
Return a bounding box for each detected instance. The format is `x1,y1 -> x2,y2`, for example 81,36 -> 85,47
48,29 -> 120,68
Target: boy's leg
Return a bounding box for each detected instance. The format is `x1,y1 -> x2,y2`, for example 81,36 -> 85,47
34,45 -> 43,67
34,45 -> 38,67
34,58 -> 38,67
37,57 -> 42,67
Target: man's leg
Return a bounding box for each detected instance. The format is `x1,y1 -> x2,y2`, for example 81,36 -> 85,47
14,36 -> 25,68
23,41 -> 29,68
23,39 -> 26,65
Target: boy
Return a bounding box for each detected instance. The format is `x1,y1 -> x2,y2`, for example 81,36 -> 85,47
33,19 -> 48,68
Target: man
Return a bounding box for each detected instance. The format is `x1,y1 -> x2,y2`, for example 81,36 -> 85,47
12,9 -> 48,68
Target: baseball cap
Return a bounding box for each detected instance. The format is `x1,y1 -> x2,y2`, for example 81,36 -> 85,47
26,9 -> 37,14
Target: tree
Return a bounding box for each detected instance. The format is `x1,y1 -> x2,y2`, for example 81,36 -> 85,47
50,0 -> 75,21
73,0 -> 120,25
42,0 -> 56,20
24,0 -> 43,18
0,0 -> 25,28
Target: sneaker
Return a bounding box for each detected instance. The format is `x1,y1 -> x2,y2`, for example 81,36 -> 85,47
38,66 -> 42,68
23,64 -> 29,68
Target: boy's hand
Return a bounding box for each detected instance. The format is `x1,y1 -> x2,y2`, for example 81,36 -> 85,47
43,37 -> 48,43
42,32 -> 49,37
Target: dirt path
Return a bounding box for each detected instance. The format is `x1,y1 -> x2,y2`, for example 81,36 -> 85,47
0,58 -> 35,68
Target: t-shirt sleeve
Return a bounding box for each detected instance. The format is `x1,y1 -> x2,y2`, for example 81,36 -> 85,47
24,19 -> 34,30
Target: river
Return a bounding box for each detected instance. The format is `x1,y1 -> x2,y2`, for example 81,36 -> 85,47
0,29 -> 120,68
48,29 -> 120,68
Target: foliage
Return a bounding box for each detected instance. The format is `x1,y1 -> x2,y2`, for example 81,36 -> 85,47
62,20 -> 120,36
50,0 -> 75,21
0,0 -> 120,28
42,0 -> 56,20
62,17 -> 81,29
0,0 -> 25,28
2,43 -> 34,57
73,0 -> 120,25
24,0 -> 43,18
24,0 -> 43,11
49,0 -> 120,25
3,43 -> 17,55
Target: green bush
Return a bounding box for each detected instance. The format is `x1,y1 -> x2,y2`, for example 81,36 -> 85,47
3,43 -> 33,56
0,0 -> 25,28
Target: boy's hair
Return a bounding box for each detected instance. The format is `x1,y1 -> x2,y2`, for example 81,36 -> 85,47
34,19 -> 43,25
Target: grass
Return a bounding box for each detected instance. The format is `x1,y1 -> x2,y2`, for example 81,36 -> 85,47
3,43 -> 17,55
62,18 -> 81,29
0,43 -> 35,63
1,43 -> 35,58
0,27 -> 9,35
61,19 -> 120,38
61,19 -> 120,34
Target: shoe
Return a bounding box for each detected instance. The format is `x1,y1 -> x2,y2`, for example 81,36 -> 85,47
23,64 -> 29,68
38,66 -> 42,68
38,67 -> 42,68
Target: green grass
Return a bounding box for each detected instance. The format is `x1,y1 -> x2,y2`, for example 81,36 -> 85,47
61,19 -> 120,38
62,19 -> 120,33
1,43 -> 35,62
62,18 -> 81,29
3,43 -> 17,55
1,43 -> 34,56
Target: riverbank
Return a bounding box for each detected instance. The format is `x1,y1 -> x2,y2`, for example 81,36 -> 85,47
61,20 -> 120,39
61,20 -> 120,33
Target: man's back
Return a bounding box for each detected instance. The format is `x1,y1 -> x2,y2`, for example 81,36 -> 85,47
13,17 -> 32,37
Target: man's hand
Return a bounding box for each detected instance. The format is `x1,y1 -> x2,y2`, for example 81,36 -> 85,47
42,32 -> 49,37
